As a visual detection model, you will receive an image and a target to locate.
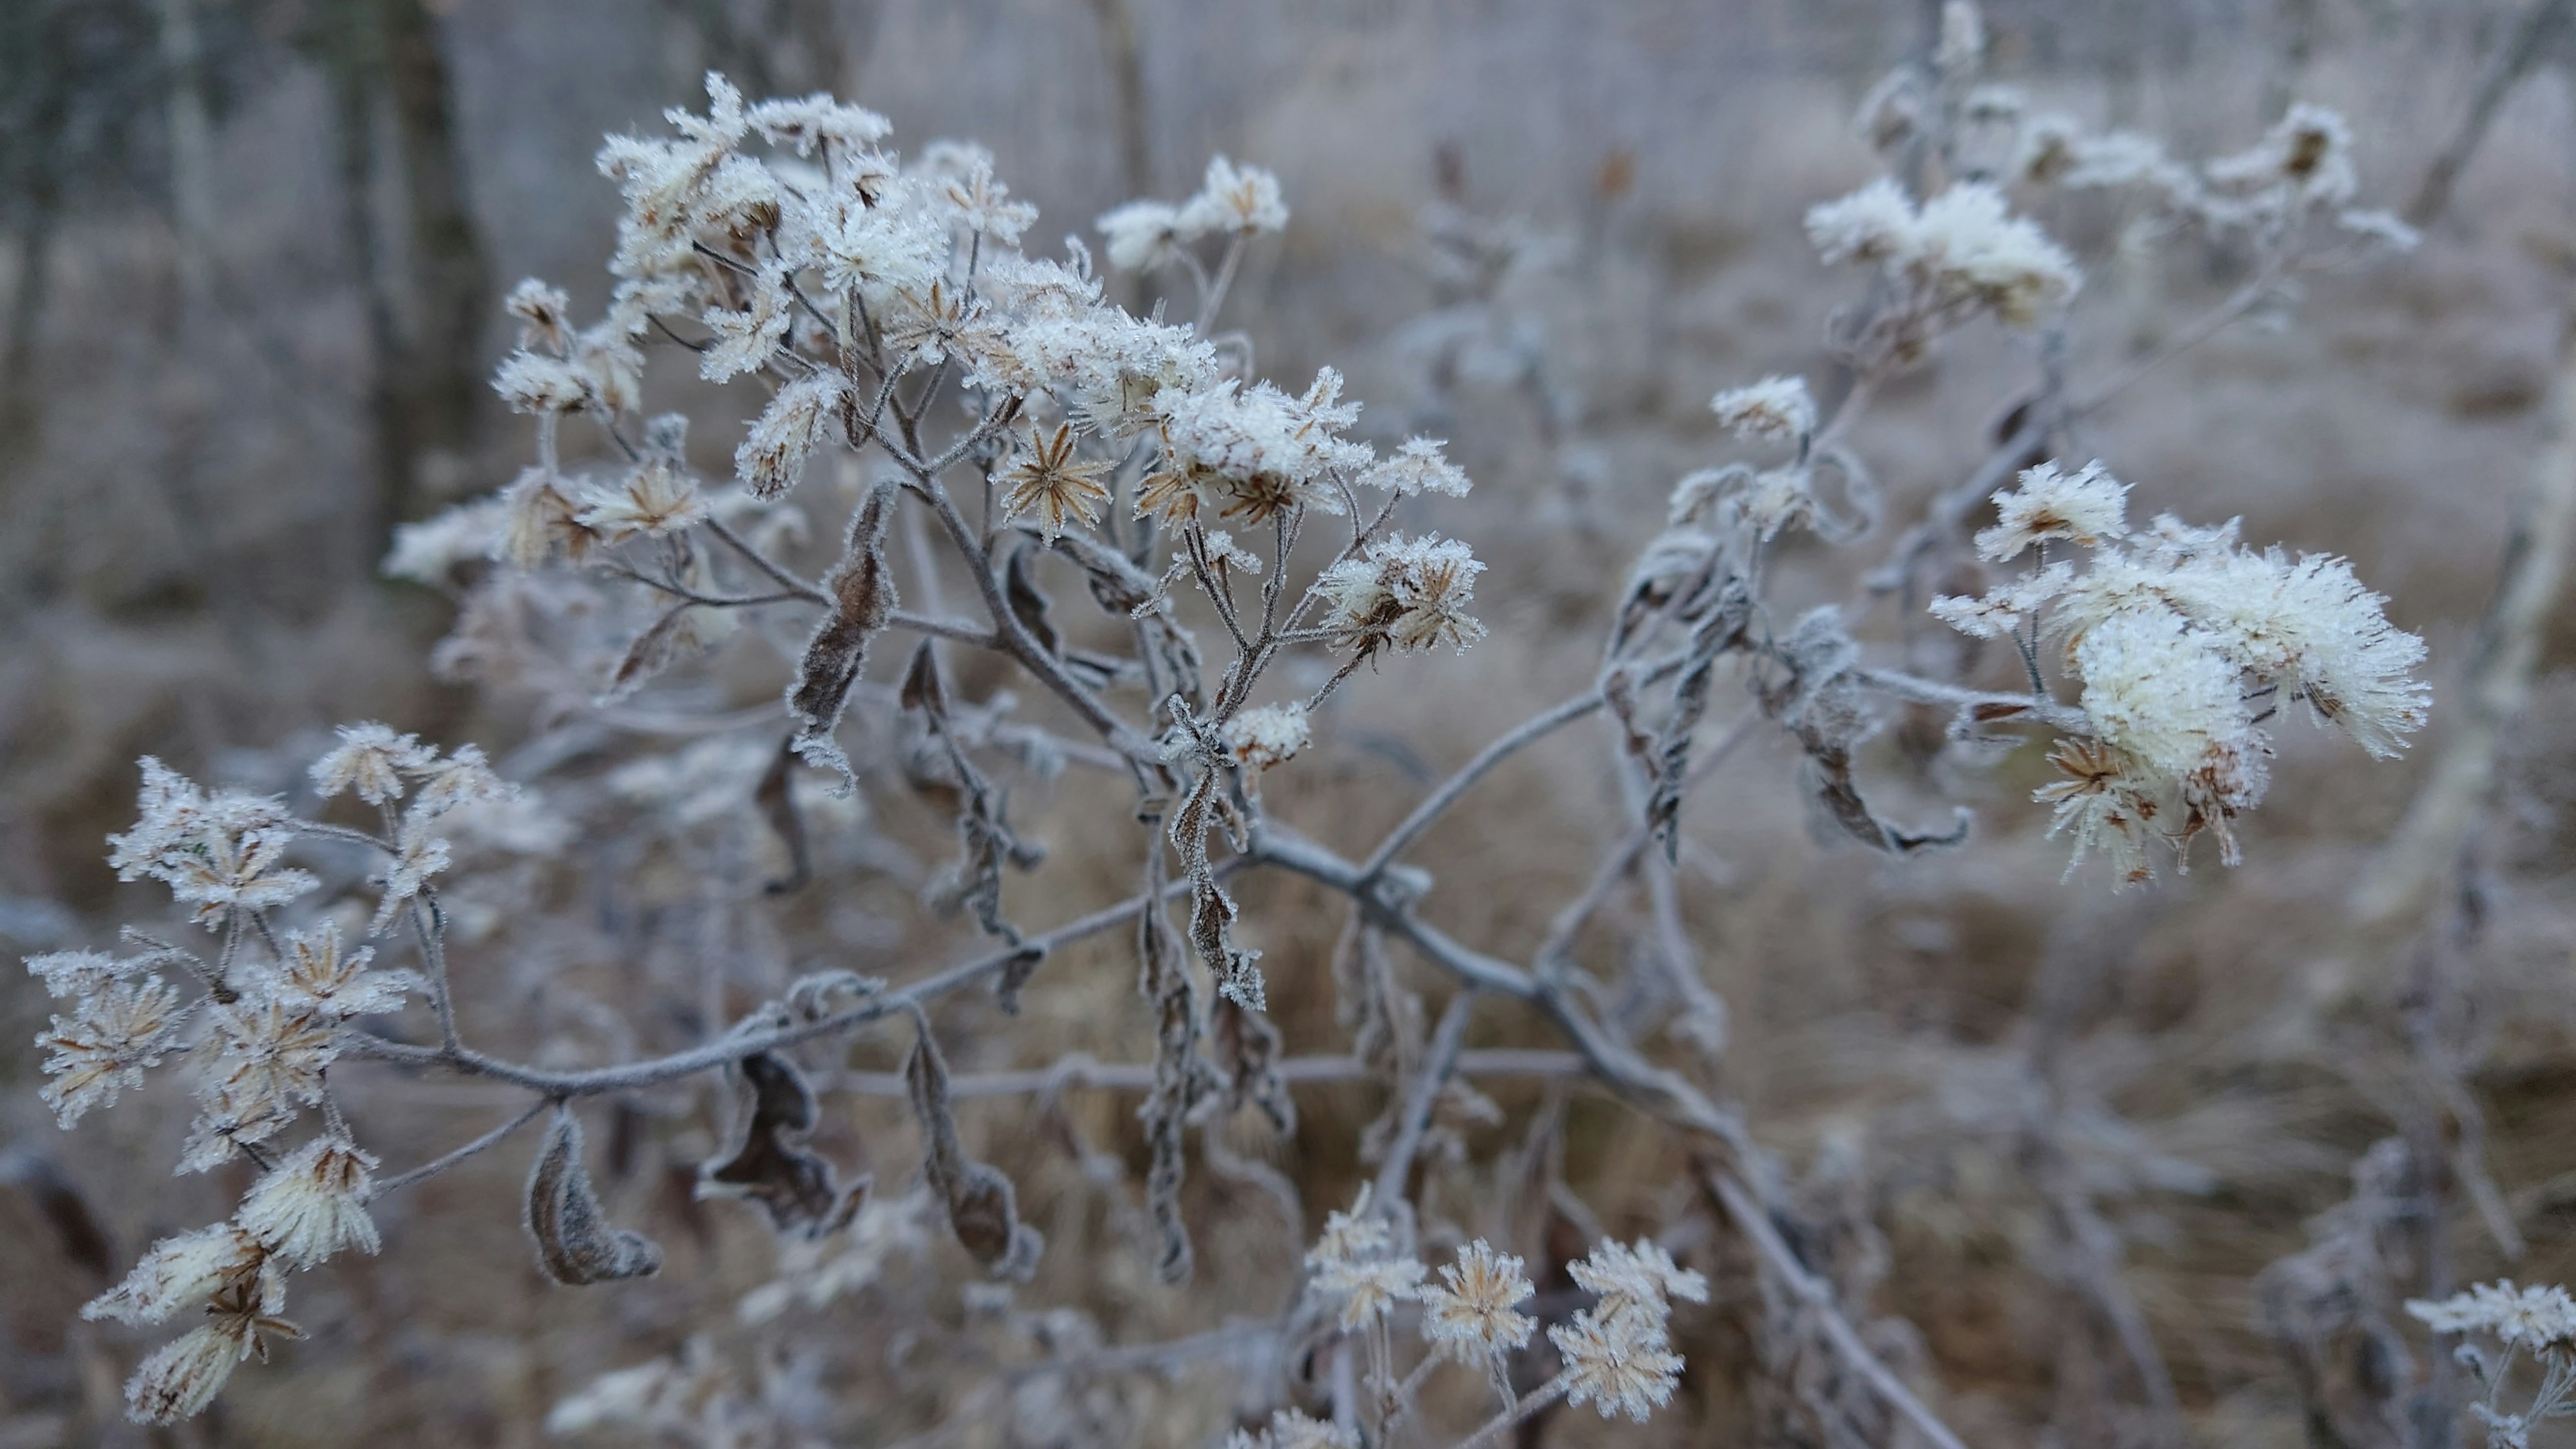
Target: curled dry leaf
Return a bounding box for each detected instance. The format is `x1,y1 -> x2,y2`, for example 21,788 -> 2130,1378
904,1020 -> 1043,1281
699,1051 -> 863,1238
786,480 -> 900,791
526,1108 -> 664,1285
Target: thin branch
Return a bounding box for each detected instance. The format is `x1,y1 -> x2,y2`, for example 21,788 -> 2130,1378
824,1048 -> 1584,1099
1361,689 -> 1607,878
1373,988 -> 1480,1210
373,1097 -> 550,1195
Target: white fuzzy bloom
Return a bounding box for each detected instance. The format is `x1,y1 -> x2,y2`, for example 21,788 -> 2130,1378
84,1223 -> 266,1326
2070,607 -> 2256,786
1222,703 -> 1310,772
261,922 -> 415,1021
736,368 -> 851,500
25,948 -> 140,1000
38,975 -> 186,1126
407,743 -> 513,817
698,262 -> 792,382
1316,534 -> 1487,656
1811,180 -> 2078,328
369,815 -> 453,936
310,722 -> 435,806
1359,436 -> 1473,497
125,1322 -> 253,1424
814,181 -> 949,300
1549,1303 -> 1686,1422
1096,199 -> 1184,271
236,1136 -> 380,1267
503,278 -> 573,354
1709,375 -> 1815,445
2408,1281 -> 2576,1350
1306,1186 -> 1393,1272
745,93 -> 890,154
578,456 -> 710,542
1976,460 -> 2131,560
1177,155 -> 1289,236
492,350 -> 595,414
1224,1411 -> 1359,1449
1568,1238 -> 1709,1319
382,495 -> 508,584
1929,561 -> 2072,639
1316,1252 -> 1424,1329
1805,177 -> 1918,266
1419,1239 -> 1536,1360
2206,102 -> 2357,213
1906,182 -> 2081,326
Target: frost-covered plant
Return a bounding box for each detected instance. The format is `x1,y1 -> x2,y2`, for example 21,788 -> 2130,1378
25,25 -> 2432,1440
2410,1283 -> 2576,1448
1931,460 -> 2428,881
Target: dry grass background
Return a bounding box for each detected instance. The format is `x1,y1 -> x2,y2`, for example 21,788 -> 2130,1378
8,1 -> 2576,1444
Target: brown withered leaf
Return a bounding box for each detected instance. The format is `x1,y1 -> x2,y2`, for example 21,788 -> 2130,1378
904,1021 -> 1043,1281
699,1051 -> 863,1239
1210,996 -> 1294,1137
600,601 -> 705,704
786,480 -> 900,789
526,1109 -> 664,1285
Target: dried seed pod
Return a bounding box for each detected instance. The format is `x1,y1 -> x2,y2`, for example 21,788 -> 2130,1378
699,1051 -> 862,1238
786,480 -> 900,790
526,1108 -> 663,1285
904,1021 -> 1043,1281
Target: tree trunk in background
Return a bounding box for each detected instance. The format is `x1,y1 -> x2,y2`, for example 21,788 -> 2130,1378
313,0 -> 491,559
380,0 -> 492,535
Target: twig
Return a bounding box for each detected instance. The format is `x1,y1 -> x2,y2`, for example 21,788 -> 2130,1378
1373,989 -> 1481,1210
373,1097 -> 551,1195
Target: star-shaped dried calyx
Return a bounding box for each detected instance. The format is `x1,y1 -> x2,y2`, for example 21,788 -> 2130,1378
999,423 -> 1112,541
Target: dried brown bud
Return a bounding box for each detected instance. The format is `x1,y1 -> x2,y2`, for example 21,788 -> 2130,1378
526,1109 -> 664,1285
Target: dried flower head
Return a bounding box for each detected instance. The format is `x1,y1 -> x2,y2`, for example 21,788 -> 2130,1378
1359,437 -> 1474,497
1709,375 -> 1817,445
1000,423 -> 1114,541
236,1136 -> 381,1268
38,975 -> 186,1127
84,1224 -> 269,1326
578,456 -> 710,543
1976,460 -> 2130,559
1223,703 -> 1311,773
1419,1239 -> 1536,1360
1568,1238 -> 1710,1318
2408,1281 -> 2576,1352
124,1284 -> 303,1426
260,922 -> 414,1020
1549,1302 -> 1686,1422
1097,198 -> 1185,272
310,722 -> 437,806
1177,155 -> 1289,236
1316,534 -> 1487,657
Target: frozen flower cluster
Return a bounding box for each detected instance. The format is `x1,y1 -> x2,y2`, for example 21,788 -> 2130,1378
26,730 -> 519,1421
2011,99 -> 2414,254
1806,178 -> 2080,341
2410,1282 -> 2576,1353
1934,462 -> 2428,882
1097,154 -> 1290,272
1299,1189 -> 1699,1430
2408,1283 -> 2576,1449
